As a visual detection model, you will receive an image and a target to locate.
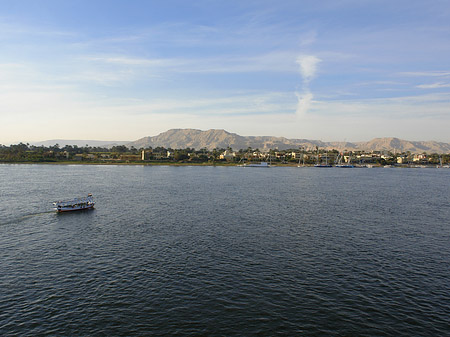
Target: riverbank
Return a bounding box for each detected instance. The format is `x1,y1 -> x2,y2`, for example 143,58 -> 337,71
0,160 -> 243,167
2,161 -> 446,168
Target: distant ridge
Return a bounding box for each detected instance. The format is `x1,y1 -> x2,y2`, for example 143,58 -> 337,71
127,129 -> 450,153
30,139 -> 130,148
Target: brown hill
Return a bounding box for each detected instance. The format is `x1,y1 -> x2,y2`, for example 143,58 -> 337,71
127,129 -> 450,153
354,137 -> 450,153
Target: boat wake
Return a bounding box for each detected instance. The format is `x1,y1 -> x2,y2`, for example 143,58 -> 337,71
0,211 -> 55,226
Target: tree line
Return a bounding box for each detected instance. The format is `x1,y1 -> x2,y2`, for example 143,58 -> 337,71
0,142 -> 448,165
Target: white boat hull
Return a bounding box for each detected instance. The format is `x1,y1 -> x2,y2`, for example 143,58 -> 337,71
56,204 -> 95,212
54,194 -> 95,213
242,162 -> 270,167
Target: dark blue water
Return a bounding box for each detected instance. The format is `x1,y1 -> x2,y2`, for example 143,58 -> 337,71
1,164 -> 449,336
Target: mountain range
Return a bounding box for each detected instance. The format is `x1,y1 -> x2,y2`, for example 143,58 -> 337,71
30,139 -> 129,148
30,129 -> 450,153
127,129 -> 450,153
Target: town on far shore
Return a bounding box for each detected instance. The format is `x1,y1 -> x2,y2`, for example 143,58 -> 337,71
1,143 -> 449,168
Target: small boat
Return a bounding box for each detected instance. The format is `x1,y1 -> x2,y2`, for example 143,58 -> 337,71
53,193 -> 95,212
243,161 -> 270,168
335,153 -> 354,168
315,150 -> 332,167
437,157 -> 450,168
297,153 -> 306,167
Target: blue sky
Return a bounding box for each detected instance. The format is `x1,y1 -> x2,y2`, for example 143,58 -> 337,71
1,0 -> 449,143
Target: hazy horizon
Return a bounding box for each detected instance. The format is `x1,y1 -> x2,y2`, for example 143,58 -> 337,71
1,0 -> 449,144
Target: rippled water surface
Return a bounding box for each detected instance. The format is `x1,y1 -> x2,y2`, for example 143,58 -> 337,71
1,164 -> 449,336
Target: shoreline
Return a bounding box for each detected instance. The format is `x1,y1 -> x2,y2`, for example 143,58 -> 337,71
0,161 -> 443,168
0,161 -> 238,166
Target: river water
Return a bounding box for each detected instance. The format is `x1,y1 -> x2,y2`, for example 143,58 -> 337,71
0,164 -> 449,336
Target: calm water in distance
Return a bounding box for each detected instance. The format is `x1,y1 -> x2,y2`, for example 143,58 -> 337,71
0,164 -> 449,336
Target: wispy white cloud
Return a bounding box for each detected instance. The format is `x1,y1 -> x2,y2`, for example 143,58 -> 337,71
0,21 -> 76,39
400,71 -> 450,77
83,52 -> 298,74
86,56 -> 174,66
355,80 -> 407,86
384,92 -> 450,104
67,69 -> 137,86
94,91 -> 295,117
295,55 -> 321,117
296,55 -> 321,83
312,94 -> 450,118
416,82 -> 450,89
295,92 -> 313,117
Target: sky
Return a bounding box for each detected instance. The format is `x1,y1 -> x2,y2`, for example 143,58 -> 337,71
1,0 -> 449,144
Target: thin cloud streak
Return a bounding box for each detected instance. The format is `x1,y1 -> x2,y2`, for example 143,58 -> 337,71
416,82 -> 450,89
400,71 -> 450,77
83,52 -> 299,74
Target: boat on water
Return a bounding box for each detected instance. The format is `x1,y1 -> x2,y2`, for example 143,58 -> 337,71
314,150 -> 332,167
241,161 -> 270,168
53,194 -> 95,212
335,153 -> 354,168
297,152 -> 306,167
437,157 -> 450,168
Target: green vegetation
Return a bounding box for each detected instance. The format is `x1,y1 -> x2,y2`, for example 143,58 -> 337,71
0,143 -> 449,166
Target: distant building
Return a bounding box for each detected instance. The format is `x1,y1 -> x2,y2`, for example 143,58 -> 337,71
220,150 -> 236,160
413,154 -> 427,162
141,150 -> 152,161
